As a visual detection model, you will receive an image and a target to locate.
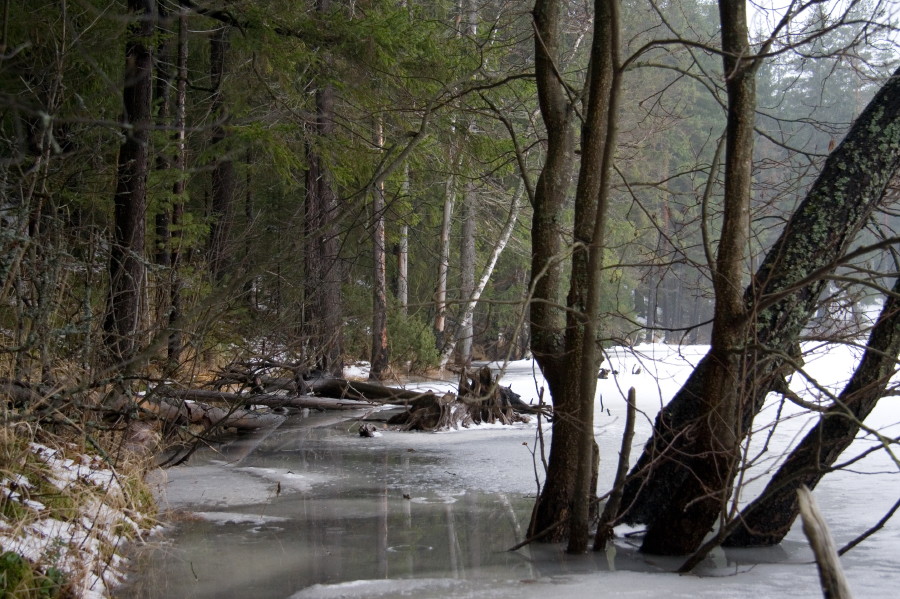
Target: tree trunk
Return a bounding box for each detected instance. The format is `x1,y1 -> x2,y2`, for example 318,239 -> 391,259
620,66 -> 900,553
456,181 -> 477,365
564,0 -> 620,553
440,182 -> 523,367
527,0 -> 573,400
104,0 -> 155,364
370,118 -> 390,380
724,274 -> 900,547
303,0 -> 343,375
153,0 -> 172,271
797,486 -> 855,599
167,8 -> 188,366
208,25 -> 235,282
634,0 -> 756,556
397,166 -> 410,314
527,0 -> 619,548
435,170 -> 455,350
525,0 -> 576,543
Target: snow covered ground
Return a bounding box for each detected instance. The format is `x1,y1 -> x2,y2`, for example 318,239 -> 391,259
0,442 -> 153,598
121,343 -> 900,599
354,342 -> 900,598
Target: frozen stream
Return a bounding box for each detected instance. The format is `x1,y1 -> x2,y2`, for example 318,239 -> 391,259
117,347 -> 900,598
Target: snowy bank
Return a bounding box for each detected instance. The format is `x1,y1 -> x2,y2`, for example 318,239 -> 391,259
0,439 -> 155,598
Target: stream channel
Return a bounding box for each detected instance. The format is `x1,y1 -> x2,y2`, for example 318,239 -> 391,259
116,351 -> 876,599
115,406 -> 629,599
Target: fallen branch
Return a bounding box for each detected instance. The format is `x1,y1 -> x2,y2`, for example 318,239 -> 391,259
594,387 -> 637,550
798,485 -> 854,599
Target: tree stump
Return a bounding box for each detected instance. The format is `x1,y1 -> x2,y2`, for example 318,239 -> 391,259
387,366 -> 529,431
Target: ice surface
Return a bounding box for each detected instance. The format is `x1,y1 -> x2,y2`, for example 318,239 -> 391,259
119,343 -> 900,599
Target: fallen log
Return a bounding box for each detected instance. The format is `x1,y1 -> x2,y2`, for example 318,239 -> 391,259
308,378 -> 440,403
153,386 -> 379,411
113,394 -> 285,431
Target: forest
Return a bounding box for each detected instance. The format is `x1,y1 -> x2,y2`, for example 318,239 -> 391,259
2,0 -> 899,596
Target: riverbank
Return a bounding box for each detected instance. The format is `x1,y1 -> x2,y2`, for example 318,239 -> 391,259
0,426 -> 156,598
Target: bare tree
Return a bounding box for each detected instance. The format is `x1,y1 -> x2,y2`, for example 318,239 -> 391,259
620,63 -> 900,555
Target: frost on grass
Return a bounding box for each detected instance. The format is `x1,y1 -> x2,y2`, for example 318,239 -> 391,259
0,441 -> 153,598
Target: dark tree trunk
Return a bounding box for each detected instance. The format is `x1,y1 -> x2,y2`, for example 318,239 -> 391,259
104,0 -> 156,364
303,0 -> 343,376
619,66 -> 900,553
153,0 -> 172,270
724,274 -> 900,547
525,0 -> 578,542
635,0 -> 757,556
563,0 -> 619,553
528,0 -> 619,549
208,25 -> 235,282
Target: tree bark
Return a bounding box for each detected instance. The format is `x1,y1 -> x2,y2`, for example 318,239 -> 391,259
620,66 -> 900,553
456,181 -> 477,365
397,165 -> 410,314
435,169 -> 455,350
440,182 -> 523,367
527,0 -> 574,399
154,386 -> 377,411
303,0 -> 343,376
528,0 -> 619,548
153,0 -> 172,271
635,0 -> 756,556
797,486 -> 855,599
724,274 -> 900,547
564,0 -> 620,552
208,25 -> 235,282
104,0 -> 156,364
525,0 -> 577,542
167,8 -> 188,366
370,117 -> 390,380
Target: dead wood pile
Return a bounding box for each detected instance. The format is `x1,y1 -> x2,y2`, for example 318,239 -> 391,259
387,366 -> 532,431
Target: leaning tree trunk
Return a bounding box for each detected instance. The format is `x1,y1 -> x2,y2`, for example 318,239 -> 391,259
440,182 -> 523,368
723,273 -> 900,547
104,0 -> 155,364
620,66 -> 900,554
456,181 -> 477,365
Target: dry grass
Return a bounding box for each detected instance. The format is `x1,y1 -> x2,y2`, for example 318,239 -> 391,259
0,417 -> 157,598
